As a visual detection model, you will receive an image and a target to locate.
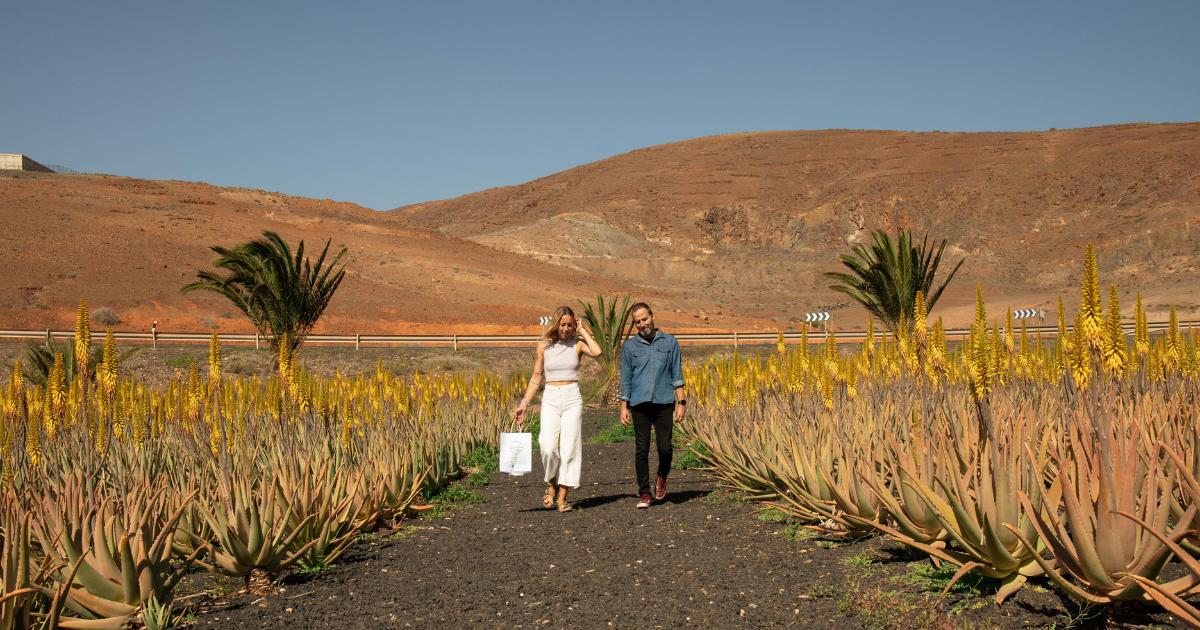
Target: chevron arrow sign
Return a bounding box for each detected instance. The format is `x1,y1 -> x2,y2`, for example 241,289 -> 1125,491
1011,308 -> 1046,320
539,316 -> 551,326
803,312 -> 831,323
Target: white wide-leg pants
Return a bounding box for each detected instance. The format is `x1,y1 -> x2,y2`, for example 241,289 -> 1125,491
539,383 -> 583,488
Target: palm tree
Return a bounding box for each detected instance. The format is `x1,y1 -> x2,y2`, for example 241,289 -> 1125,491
578,294 -> 635,405
183,231 -> 348,358
825,229 -> 964,333
22,331 -> 108,386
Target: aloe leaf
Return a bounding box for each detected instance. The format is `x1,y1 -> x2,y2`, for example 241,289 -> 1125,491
993,573 -> 1027,605
1125,575 -> 1200,627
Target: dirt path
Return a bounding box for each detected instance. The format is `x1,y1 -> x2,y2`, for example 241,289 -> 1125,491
193,412 -> 857,628
191,411 -> 1186,628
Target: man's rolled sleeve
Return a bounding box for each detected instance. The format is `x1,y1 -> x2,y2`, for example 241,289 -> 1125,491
619,342 -> 632,401
669,338 -> 685,388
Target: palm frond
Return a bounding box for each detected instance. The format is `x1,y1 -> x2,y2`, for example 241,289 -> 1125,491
824,229 -> 966,333
183,231 -> 348,357
579,295 -> 634,369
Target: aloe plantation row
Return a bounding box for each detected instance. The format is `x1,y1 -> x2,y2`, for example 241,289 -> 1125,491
0,305 -> 523,629
684,246 -> 1200,623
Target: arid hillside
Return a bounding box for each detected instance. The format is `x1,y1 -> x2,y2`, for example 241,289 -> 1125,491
393,123 -> 1200,328
2,122 -> 1198,335
0,173 -> 651,334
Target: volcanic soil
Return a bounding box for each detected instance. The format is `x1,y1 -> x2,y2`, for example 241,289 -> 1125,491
187,409 -> 1187,629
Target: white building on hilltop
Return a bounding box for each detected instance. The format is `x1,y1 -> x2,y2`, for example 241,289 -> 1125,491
0,154 -> 54,172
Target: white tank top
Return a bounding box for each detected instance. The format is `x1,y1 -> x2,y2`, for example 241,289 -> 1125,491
543,337 -> 580,381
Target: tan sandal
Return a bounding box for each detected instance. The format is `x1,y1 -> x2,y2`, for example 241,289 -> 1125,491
557,500 -> 573,513
543,484 -> 557,509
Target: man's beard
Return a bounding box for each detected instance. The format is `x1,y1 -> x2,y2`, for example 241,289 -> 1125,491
638,326 -> 656,339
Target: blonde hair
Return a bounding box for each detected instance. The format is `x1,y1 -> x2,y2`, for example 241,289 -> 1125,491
542,306 -> 577,342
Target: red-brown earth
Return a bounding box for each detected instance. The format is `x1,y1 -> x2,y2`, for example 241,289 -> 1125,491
3,122 -> 1199,334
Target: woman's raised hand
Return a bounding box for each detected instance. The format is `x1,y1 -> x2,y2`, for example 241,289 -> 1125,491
577,321 -> 603,358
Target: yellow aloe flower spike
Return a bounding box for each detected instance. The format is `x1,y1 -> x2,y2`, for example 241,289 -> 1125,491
1134,293 -> 1150,359
209,331 -> 222,388
1078,243 -> 1104,352
1101,286 -> 1127,377
1164,304 -> 1181,368
74,298 -> 91,383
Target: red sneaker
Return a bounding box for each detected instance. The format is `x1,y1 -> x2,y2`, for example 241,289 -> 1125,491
637,493 -> 652,508
655,476 -> 667,501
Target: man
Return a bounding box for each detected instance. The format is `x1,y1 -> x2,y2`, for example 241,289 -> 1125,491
619,302 -> 686,509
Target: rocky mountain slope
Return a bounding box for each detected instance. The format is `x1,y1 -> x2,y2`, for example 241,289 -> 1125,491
2,122 -> 1197,334
392,122 -> 1200,328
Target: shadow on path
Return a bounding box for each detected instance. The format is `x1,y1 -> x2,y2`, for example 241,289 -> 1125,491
658,489 -> 709,505
572,493 -> 630,509
571,489 -> 711,507
515,488 -> 710,512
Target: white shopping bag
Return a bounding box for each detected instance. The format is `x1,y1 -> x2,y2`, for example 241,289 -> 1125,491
499,432 -> 532,476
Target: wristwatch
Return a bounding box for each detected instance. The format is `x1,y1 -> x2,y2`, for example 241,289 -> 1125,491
677,399 -> 687,406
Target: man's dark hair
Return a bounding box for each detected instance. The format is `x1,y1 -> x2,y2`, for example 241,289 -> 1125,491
631,302 -> 653,315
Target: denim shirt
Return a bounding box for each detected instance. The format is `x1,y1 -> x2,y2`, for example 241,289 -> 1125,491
619,330 -> 684,406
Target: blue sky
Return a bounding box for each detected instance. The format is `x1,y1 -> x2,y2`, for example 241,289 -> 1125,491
3,1 -> 1198,209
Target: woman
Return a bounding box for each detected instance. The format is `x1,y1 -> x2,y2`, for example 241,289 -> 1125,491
514,306 -> 602,512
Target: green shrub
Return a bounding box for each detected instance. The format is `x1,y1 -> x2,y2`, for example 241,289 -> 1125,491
166,357 -> 195,369
526,414 -> 541,451
92,306 -> 121,325
418,353 -> 483,374
420,483 -> 487,519
463,445 -> 499,487
591,420 -> 635,444
672,438 -> 710,470
224,352 -> 269,376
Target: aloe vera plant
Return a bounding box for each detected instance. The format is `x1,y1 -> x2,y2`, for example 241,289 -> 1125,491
1116,445 -> 1200,623
760,418 -> 866,533
367,443 -> 431,522
198,465 -> 317,593
859,431 -> 950,557
1006,409 -> 1193,603
274,448 -> 365,570
687,401 -> 781,501
31,479 -> 201,628
902,410 -> 1057,603
1,495 -> 38,630
818,438 -> 890,535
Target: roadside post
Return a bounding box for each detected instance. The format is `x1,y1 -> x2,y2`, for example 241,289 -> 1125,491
152,320 -> 157,350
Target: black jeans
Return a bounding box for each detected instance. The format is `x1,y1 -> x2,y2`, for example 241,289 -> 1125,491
632,402 -> 674,495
